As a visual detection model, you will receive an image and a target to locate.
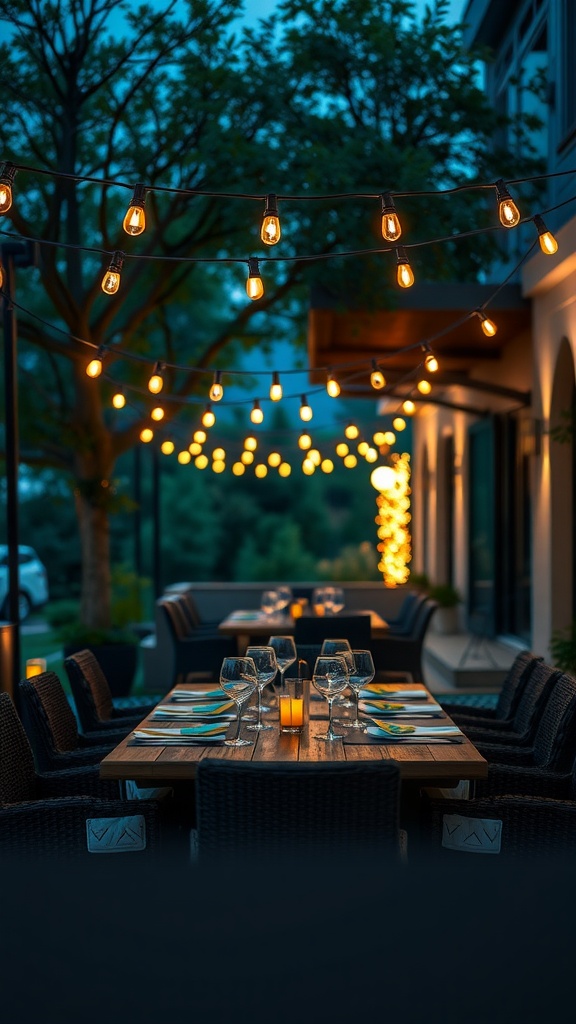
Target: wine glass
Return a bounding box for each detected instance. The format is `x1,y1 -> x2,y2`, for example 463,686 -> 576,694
261,589 -> 279,618
321,638 -> 355,708
322,586 -> 336,615
338,649 -> 375,731
245,646 -> 277,731
275,585 -> 293,615
312,655 -> 349,741
219,656 -> 258,747
330,586 -> 345,615
312,586 -> 327,615
268,635 -> 297,694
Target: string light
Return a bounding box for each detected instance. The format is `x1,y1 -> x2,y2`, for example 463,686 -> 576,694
345,422 -> 359,440
150,406 -> 164,421
270,371 -> 282,401
380,192 -> 402,242
533,214 -> 558,255
212,459 -> 226,474
212,447 -> 226,461
241,450 -> 254,464
395,247 -> 414,288
250,399 -> 264,424
392,416 -> 407,431
101,250 -> 124,294
189,442 -> 202,455
308,449 -> 321,466
417,379 -> 432,394
140,427 -> 153,443
298,433 -> 312,450
335,442 -> 349,457
365,447 -> 378,462
344,453 -> 358,468
278,462 -> 292,477
402,399 -> 416,415
321,459 -> 334,473
112,390 -> 125,409
244,435 -> 258,451
373,432 -> 386,446
476,311 -> 497,337
0,161 -> 16,213
201,403 -> 216,428
161,440 -> 175,455
260,193 -> 281,245
424,350 -> 439,373
326,371 -> 341,397
148,361 -> 165,394
232,462 -> 245,476
122,183 -> 147,236
357,440 -> 369,456
195,454 -> 209,469
194,429 -> 207,444
178,450 -> 192,464
302,458 -> 315,475
86,348 -> 105,378
383,431 -> 396,444
268,451 -> 281,467
370,360 -> 386,389
209,370 -> 224,402
255,463 -> 268,478
299,395 -> 313,422
495,179 -> 520,228
246,257 -> 264,299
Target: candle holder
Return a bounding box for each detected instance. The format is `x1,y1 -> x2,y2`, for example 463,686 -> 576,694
279,662 -> 310,734
26,658 -> 47,678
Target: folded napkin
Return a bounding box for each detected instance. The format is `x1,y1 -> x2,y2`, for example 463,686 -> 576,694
132,723 -> 229,745
152,701 -> 235,720
359,700 -> 443,717
359,683 -> 428,701
367,721 -> 462,742
171,688 -> 228,702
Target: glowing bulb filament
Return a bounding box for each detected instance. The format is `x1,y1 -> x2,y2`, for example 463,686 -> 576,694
326,373 -> 340,398
270,372 -> 282,401
424,352 -> 439,373
246,257 -> 264,300
380,193 -> 402,242
251,401 -> 264,424
299,395 -> 313,422
534,215 -> 558,255
0,161 -> 16,214
395,247 -> 414,288
148,362 -> 164,394
209,371 -> 224,402
261,193 -> 281,245
101,250 -> 124,295
123,184 -> 147,236
370,360 -> 386,389
496,179 -> 520,228
478,312 -> 497,337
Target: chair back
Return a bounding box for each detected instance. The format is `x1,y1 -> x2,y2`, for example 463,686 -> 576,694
196,758 -> 401,863
18,671 -> 81,770
508,660 -> 560,740
388,592 -> 427,635
531,672 -> 576,770
161,596 -> 194,638
294,613 -> 371,648
0,692 -> 38,805
178,592 -> 203,628
64,649 -> 114,731
494,650 -> 543,720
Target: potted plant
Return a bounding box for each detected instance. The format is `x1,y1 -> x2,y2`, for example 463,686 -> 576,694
46,567 -> 150,696
427,582 -> 462,635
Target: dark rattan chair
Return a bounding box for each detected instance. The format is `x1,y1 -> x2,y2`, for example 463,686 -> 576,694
156,598 -> 236,679
64,648 -> 156,734
195,758 -> 403,864
457,660 -> 561,747
370,599 -> 438,681
294,613 -> 372,648
385,592 -> 428,636
438,650 -> 541,725
0,692 -> 160,860
18,671 -> 129,772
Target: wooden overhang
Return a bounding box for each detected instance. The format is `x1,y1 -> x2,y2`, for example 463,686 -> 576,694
307,282 -> 532,405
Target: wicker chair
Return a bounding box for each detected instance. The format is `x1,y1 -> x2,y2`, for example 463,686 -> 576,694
0,692 -> 160,860
456,660 -> 561,747
294,613 -> 372,648
438,650 -> 541,725
370,599 -> 438,681
195,758 -> 403,864
385,592 -> 428,636
18,671 -> 129,772
64,648 -> 156,734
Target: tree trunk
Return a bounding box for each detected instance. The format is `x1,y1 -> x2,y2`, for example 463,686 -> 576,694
74,487 -> 111,630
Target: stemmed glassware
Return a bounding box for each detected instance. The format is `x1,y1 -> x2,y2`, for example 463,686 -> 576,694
330,586 -> 345,615
219,656 -> 258,747
274,585 -> 293,615
321,638 -> 355,708
267,635 -> 297,693
261,589 -> 279,618
245,645 -> 277,731
338,649 -> 375,731
312,654 -> 349,741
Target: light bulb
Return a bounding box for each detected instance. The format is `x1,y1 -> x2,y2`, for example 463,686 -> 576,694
321,459 -> 334,473
302,458 -> 315,475
246,257 -> 264,299
365,448 -> 378,463
178,450 -> 192,464
202,404 -> 216,428
151,406 -> 164,421
140,427 -> 154,443
0,161 -> 16,214
402,400 -> 416,415
478,312 -> 497,337
278,462 -> 292,477
112,391 -> 125,409
496,179 -> 520,228
0,261 -> 4,288
101,250 -> 124,294
534,214 -> 558,255
396,247 -> 414,288
268,452 -> 281,467
209,371 -> 224,402
194,429 -> 207,444
86,354 -> 103,378
195,454 -> 209,469
212,460 -> 226,474
213,447 -> 226,461
336,442 -> 349,457
250,401 -> 264,424
298,433 -> 312,450
122,183 -> 146,236
380,193 -> 402,242
383,431 -> 396,444
161,440 -> 175,455
393,417 -> 406,431
232,462 -> 245,476
189,442 -> 202,456
270,371 -> 282,401
357,441 -> 369,456
370,360 -> 386,389
261,193 -> 281,245
344,454 -> 357,468
373,432 -> 386,446
241,450 -> 254,465
417,379 -> 432,395
309,449 -> 321,466
148,362 -> 164,394
255,463 -> 268,478
424,352 -> 439,373
345,422 -> 359,440
326,373 -> 340,398
299,395 -> 313,422
244,436 -> 258,451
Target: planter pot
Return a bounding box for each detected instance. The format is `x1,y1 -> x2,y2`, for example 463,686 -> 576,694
432,606 -> 460,636
63,641 -> 138,697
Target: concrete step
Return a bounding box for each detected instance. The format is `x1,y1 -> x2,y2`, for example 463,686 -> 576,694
422,632 -> 524,695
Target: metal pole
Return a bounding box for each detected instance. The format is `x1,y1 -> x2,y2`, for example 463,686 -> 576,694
1,246 -> 21,698
133,444 -> 142,578
151,446 -> 161,597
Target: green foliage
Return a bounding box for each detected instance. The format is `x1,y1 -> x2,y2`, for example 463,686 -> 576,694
550,621 -> 576,674
427,582 -> 462,608
316,542 -> 381,581
409,572 -> 430,592
44,564 -> 149,645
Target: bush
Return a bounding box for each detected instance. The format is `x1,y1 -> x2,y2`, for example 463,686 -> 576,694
427,583 -> 462,608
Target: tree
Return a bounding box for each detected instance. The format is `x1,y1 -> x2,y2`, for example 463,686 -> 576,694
0,0 -> 541,629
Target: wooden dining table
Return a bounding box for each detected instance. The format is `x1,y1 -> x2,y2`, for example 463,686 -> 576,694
218,607 -> 389,653
99,680 -> 488,788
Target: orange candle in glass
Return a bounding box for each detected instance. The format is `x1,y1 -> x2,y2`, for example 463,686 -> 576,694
26,658 -> 47,678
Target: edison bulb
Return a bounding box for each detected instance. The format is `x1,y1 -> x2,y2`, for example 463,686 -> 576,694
300,399 -> 313,422
188,442 -> 202,456
195,454 -> 209,469
213,447 -> 226,461
178,450 -> 192,464
232,462 -> 245,476
261,215 -> 281,245
326,376 -> 340,398
417,379 -> 432,395
499,197 -> 520,228
101,269 -> 121,294
112,391 -> 125,409
344,454 -> 357,468
357,441 -> 369,456
371,368 -> 386,389
212,460 -> 225,474
268,452 -> 281,467
345,423 -> 359,440
402,400 -> 416,415
251,403 -> 264,424
397,261 -> 414,288
148,372 -> 163,394
244,436 -> 258,451
382,210 -> 401,242
298,433 -> 312,450
539,230 -> 558,255
140,428 -> 153,443
151,407 -> 164,421
241,450 -> 254,465
209,379 -> 224,402
302,458 -> 315,475
373,432 -> 386,446
480,316 -> 497,337
161,440 -> 175,455
393,417 -> 406,431
321,459 -> 334,473
308,449 -> 321,466
123,204 -> 145,236
202,407 -> 216,428
194,430 -> 207,444
86,357 -> 103,378
0,182 -> 12,214
278,462 -> 292,477
255,463 -> 268,478
335,442 -> 349,457
424,353 -> 439,373
270,376 -> 283,401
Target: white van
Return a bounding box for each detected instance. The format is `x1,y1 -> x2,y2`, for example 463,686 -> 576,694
0,545 -> 49,620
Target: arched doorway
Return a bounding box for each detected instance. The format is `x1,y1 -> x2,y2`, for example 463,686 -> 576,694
549,337 -> 576,632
